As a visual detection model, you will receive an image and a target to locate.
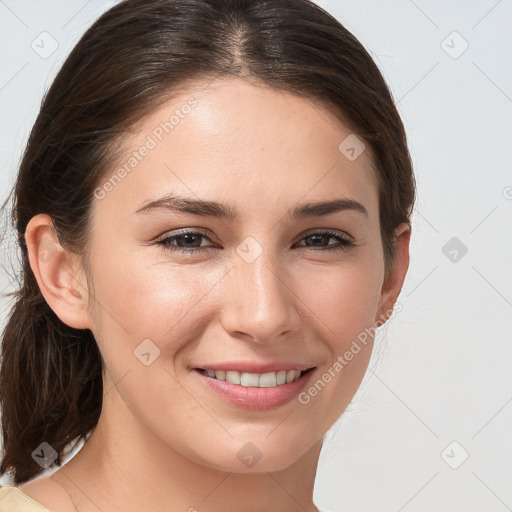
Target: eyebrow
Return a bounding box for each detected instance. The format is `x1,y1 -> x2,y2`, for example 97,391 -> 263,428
134,193 -> 368,220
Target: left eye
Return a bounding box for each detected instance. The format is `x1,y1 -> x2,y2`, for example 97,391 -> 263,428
296,231 -> 353,251
156,230 -> 354,255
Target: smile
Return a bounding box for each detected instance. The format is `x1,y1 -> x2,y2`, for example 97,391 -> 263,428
192,367 -> 317,410
198,368 -> 308,387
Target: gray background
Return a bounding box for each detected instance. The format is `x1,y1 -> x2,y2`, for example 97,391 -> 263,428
0,1 -> 511,511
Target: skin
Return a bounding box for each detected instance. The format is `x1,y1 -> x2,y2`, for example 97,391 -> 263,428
21,76 -> 410,512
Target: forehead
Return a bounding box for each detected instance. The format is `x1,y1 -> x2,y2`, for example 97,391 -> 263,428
95,77 -> 380,221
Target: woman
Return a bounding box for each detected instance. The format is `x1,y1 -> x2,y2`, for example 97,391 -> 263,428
0,0 -> 414,510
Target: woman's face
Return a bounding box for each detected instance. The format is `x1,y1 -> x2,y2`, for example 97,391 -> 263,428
81,76 -> 405,472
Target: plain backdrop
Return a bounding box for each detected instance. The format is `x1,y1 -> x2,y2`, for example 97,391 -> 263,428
0,1 -> 511,511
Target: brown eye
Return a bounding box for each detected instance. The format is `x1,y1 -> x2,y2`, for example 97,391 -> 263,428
156,230 -> 215,255
296,231 -> 353,252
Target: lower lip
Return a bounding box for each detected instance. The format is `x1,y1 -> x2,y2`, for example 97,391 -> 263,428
192,368 -> 316,411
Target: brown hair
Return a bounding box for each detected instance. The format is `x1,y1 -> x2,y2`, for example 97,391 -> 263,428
0,0 -> 415,484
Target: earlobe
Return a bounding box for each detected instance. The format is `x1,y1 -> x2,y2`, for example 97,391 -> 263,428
375,222 -> 411,326
25,214 -> 92,330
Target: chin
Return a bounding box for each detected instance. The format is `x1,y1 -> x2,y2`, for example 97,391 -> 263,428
188,436 -> 313,474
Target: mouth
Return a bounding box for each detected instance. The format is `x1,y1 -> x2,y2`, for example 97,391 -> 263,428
192,366 -> 317,410
194,367 -> 315,387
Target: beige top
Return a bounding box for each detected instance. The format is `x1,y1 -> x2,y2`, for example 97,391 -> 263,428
0,485 -> 332,511
0,486 -> 52,512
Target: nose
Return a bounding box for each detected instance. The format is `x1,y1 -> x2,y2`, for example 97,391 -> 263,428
219,249 -> 302,345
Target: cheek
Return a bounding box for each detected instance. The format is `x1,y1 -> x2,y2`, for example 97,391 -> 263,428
295,261 -> 381,426
89,249 -> 224,354
298,257 -> 383,341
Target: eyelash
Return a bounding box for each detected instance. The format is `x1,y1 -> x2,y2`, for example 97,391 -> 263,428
155,229 -> 354,255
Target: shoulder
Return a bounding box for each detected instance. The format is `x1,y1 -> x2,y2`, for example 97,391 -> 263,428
1,474 -> 74,512
0,484 -> 51,511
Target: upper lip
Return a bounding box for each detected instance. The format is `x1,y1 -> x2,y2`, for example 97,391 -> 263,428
193,361 -> 316,373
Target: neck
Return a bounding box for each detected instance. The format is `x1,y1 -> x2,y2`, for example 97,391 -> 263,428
56,382 -> 323,512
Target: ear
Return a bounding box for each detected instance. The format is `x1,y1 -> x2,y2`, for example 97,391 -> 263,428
375,222 -> 411,326
24,213 -> 92,330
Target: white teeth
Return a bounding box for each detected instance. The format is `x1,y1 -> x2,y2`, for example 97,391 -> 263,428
286,369 -> 296,383
203,369 -> 308,387
259,372 -> 277,387
225,371 -> 241,385
240,372 -> 259,387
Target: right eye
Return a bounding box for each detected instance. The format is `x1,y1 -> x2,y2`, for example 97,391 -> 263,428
156,230 -> 217,255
